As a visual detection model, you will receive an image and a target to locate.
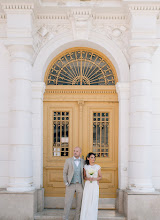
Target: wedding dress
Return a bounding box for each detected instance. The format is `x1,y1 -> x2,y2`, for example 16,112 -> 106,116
80,164 -> 101,220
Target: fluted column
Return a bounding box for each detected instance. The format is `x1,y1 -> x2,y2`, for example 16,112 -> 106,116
116,82 -> 129,190
7,45 -> 34,192
128,47 -> 154,192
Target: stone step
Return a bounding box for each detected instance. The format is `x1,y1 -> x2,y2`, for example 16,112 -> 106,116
44,197 -> 116,210
34,209 -> 126,220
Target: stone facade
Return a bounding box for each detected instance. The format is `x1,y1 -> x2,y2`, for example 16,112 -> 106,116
0,0 -> 160,219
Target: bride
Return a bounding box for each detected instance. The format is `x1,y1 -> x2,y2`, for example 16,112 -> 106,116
80,152 -> 102,220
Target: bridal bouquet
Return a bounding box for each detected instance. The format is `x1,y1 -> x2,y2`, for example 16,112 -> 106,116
88,168 -> 95,183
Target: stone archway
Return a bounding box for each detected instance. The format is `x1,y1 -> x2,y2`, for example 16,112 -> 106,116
32,35 -> 129,195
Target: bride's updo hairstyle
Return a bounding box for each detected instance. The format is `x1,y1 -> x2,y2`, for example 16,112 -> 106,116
85,152 -> 96,165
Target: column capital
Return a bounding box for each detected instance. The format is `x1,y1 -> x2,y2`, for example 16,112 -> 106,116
32,82 -> 46,100
116,82 -> 130,101
5,44 -> 34,63
129,46 -> 156,65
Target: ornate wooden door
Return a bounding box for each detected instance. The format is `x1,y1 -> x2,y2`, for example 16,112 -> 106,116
43,88 -> 118,198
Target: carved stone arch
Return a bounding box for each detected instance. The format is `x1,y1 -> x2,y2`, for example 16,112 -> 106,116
33,32 -> 129,83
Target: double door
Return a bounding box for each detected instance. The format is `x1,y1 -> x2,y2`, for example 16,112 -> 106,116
43,95 -> 118,199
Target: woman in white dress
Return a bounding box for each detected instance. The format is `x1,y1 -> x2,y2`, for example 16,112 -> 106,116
80,152 -> 102,220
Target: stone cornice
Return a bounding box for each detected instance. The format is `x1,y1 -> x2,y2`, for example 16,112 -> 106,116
0,13 -> 6,23
37,14 -> 68,20
130,39 -> 160,47
128,3 -> 160,12
0,13 -> 6,19
1,3 -> 34,11
126,2 -> 160,17
37,12 -> 127,23
93,13 -> 127,22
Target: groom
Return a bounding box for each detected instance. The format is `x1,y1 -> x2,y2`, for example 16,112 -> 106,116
63,146 -> 84,220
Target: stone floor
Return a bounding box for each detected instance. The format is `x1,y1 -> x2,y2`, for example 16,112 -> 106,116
34,209 -> 127,220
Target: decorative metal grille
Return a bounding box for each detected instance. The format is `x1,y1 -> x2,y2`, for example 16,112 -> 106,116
53,111 -> 69,156
47,49 -> 116,85
93,112 -> 109,157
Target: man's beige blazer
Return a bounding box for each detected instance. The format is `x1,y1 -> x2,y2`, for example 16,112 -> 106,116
63,157 -> 85,187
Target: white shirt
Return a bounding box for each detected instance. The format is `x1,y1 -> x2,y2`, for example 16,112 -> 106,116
73,156 -> 81,167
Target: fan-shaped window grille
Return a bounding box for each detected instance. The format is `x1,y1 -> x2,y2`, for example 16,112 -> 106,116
46,48 -> 117,85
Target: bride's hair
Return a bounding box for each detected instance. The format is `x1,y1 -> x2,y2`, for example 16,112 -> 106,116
85,152 -> 96,165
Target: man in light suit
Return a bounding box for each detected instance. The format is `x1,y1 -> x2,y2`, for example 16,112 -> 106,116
63,147 -> 84,220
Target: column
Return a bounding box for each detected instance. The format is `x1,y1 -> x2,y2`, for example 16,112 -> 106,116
116,82 -> 129,190
7,45 -> 34,192
32,82 -> 46,189
128,46 -> 154,192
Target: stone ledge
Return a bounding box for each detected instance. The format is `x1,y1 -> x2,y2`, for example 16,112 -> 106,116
124,189 -> 160,195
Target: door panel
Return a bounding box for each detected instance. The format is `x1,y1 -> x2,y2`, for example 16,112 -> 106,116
82,102 -> 118,198
43,100 -> 118,198
43,102 -> 79,197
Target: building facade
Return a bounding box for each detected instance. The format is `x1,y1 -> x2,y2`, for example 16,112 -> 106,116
0,0 -> 160,219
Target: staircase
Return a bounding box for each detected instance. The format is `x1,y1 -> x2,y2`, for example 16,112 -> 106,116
34,209 -> 126,220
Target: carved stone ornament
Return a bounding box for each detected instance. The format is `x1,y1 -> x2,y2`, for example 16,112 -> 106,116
92,22 -> 129,62
33,22 -> 71,59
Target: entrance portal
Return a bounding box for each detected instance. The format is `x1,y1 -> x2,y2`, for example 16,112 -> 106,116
43,48 -> 118,203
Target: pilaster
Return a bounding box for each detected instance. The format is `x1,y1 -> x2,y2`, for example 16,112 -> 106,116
125,1 -> 159,193
116,82 -> 129,190
7,44 -> 35,192
32,82 -> 46,189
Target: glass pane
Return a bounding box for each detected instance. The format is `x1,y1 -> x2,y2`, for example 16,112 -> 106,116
93,112 -> 109,158
53,111 -> 69,157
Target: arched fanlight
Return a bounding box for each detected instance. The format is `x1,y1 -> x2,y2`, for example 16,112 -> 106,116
45,48 -> 117,85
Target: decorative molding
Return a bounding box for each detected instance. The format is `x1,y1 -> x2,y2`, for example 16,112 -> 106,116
70,8 -> 91,16
128,3 -> 160,12
1,3 -> 34,11
32,22 -> 71,58
0,13 -> 6,20
37,14 -> 68,20
32,9 -> 129,58
45,89 -> 117,94
92,13 -> 127,22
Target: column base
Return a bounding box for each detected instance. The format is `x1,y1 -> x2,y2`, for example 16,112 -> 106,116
0,188 -> 44,220
116,189 -> 160,220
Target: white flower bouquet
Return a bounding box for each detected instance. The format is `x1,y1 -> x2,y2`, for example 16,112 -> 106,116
88,168 -> 95,183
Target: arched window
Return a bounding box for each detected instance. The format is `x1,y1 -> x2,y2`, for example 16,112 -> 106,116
45,48 -> 117,85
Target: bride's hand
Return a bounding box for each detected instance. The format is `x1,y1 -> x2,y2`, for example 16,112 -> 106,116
89,177 -> 96,181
